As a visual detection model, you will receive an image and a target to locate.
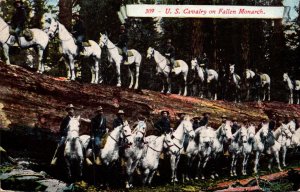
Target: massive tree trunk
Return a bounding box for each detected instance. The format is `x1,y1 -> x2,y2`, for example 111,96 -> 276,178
58,0 -> 73,31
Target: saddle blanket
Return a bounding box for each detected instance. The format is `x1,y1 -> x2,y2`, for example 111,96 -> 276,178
100,133 -> 109,149
118,48 -> 134,57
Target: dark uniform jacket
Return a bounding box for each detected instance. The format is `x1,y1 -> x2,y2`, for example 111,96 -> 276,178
253,74 -> 261,88
201,56 -> 209,69
199,117 -> 208,127
193,121 -> 202,130
231,123 -> 240,134
165,45 -> 175,59
72,20 -> 85,38
11,6 -> 27,29
154,117 -> 171,134
113,117 -> 124,128
268,120 -> 276,131
118,32 -> 128,48
91,115 -> 107,136
59,115 -> 72,137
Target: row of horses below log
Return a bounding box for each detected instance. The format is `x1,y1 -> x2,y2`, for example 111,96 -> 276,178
0,17 -> 299,103
63,115 -> 300,188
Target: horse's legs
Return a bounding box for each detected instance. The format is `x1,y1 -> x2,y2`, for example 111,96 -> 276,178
3,44 -> 10,64
37,46 -> 44,73
167,77 -> 171,94
142,168 -> 150,186
90,65 -> 95,84
253,151 -> 260,174
268,85 -> 271,101
183,72 -> 188,96
202,156 -> 210,179
134,63 -> 140,90
65,157 -> 72,179
147,170 -> 156,185
275,151 -> 283,171
233,154 -> 238,176
230,154 -> 236,176
128,67 -> 134,89
161,77 -> 165,93
282,146 -> 287,167
125,159 -> 133,188
116,61 -> 121,87
92,57 -> 99,84
290,90 -> 294,104
68,56 -> 76,81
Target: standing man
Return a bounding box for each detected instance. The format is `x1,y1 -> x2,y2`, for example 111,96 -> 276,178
117,25 -> 129,63
154,110 -> 171,134
72,13 -> 86,55
90,106 -> 107,165
51,104 -> 76,165
11,0 -> 27,39
113,109 -> 125,128
165,39 -> 175,77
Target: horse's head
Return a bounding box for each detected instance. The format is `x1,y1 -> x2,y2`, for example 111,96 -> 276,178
163,133 -> 176,154
191,58 -> 198,70
283,73 -> 289,82
240,126 -> 248,143
222,120 -> 233,141
146,47 -> 155,59
199,126 -> 214,147
99,33 -> 108,48
47,18 -> 59,39
259,123 -> 269,140
134,120 -> 147,143
120,121 -> 134,146
247,124 -> 256,141
280,123 -> 293,138
229,64 -> 235,74
182,115 -> 195,139
67,116 -> 80,138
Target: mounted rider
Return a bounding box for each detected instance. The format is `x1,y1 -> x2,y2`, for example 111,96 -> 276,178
154,110 -> 171,134
113,109 -> 125,128
199,112 -> 210,127
90,106 -> 107,165
175,112 -> 186,128
10,0 -> 27,40
71,13 -> 86,55
117,24 -> 129,63
165,39 -> 175,76
51,104 -> 76,165
197,52 -> 209,82
231,117 -> 240,134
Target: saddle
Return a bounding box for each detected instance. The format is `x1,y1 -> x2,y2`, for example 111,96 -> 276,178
9,27 -> 33,41
166,59 -> 180,68
82,41 -> 91,47
100,133 -> 109,149
117,48 -> 134,57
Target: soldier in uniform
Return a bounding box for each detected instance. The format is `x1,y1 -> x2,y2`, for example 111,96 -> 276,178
117,25 -> 129,63
51,104 -> 76,165
113,109 -> 125,128
165,39 -> 175,77
198,52 -> 209,82
192,117 -> 202,130
11,0 -> 27,39
231,117 -> 240,134
268,114 -> 277,132
175,112 -> 186,128
199,112 -> 210,127
90,106 -> 107,165
154,110 -> 171,134
72,13 -> 86,55
283,114 -> 290,125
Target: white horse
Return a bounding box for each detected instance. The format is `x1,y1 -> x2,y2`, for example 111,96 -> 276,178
146,47 -> 189,96
229,124 -> 255,176
169,115 -> 195,182
253,123 -> 282,174
98,33 -> 142,89
124,120 -> 147,188
0,17 -> 49,73
207,120 -> 233,179
228,64 -> 241,102
190,58 -> 219,100
47,18 -> 101,83
283,73 -> 300,104
291,125 -> 300,148
139,133 -> 176,186
64,116 -> 84,179
245,69 -> 271,101
274,121 -> 296,167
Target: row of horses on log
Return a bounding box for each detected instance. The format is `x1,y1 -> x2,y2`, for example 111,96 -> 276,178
0,17 -> 299,104
63,115 -> 300,188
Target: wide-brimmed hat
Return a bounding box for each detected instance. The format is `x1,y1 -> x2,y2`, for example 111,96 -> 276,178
65,104 -> 75,111
177,112 -> 186,116
202,112 -> 210,116
243,119 -> 248,123
117,109 -> 125,114
192,116 -> 201,120
232,117 -> 238,121
96,106 -> 103,112
161,110 -> 169,115
221,114 -> 227,118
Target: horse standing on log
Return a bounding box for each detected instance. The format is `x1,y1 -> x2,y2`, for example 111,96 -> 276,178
228,64 -> 241,102
283,73 -> 300,104
245,69 -> 271,101
146,47 -> 189,96
190,58 -> 218,100
47,18 -> 101,83
99,33 -> 142,89
0,17 -> 49,73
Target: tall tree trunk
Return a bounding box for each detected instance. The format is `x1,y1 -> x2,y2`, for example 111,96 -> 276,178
191,19 -> 204,57
241,20 -> 250,74
58,0 -> 73,31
